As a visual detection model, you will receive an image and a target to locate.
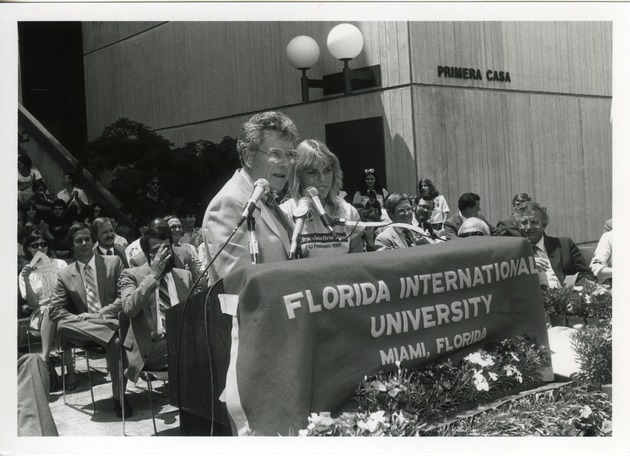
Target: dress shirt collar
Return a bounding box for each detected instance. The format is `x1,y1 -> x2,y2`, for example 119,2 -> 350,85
534,236 -> 547,254
77,254 -> 97,274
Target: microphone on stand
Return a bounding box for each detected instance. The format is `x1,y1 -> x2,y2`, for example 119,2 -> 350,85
240,179 -> 270,223
289,198 -> 311,260
304,187 -> 334,233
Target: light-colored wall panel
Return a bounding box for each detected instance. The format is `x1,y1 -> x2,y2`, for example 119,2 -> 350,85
82,22 -> 165,53
157,88 -> 417,196
413,86 -> 611,243
410,22 -> 611,96
84,21 -> 410,139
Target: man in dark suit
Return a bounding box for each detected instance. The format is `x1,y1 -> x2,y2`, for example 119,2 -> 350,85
48,222 -> 130,416
495,192 -> 531,237
91,216 -> 129,267
513,201 -> 596,286
443,192 -> 495,240
119,222 -> 192,383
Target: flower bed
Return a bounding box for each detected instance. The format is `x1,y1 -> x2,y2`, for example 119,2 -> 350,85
542,281 -> 611,324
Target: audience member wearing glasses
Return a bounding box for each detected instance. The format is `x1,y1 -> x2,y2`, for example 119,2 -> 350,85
352,168 -> 389,221
412,196 -> 444,244
133,174 -> 173,223
513,201 -> 595,288
19,231 -> 74,389
417,178 -> 450,231
457,217 -> 491,238
202,111 -> 299,282
280,139 -> 363,258
375,192 -> 430,250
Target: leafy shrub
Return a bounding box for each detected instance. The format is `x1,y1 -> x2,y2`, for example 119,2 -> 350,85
571,321 -> 612,385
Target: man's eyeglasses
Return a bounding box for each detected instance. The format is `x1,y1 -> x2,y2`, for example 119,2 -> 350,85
253,148 -> 298,163
519,219 -> 541,228
396,207 -> 414,216
29,241 -> 48,249
364,168 -> 375,174
459,231 -> 485,238
148,181 -> 161,187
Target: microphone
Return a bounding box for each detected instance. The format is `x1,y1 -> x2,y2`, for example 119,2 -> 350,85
240,179 -> 270,222
304,187 -> 334,233
289,198 -> 311,260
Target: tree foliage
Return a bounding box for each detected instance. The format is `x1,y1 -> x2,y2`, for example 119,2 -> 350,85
84,118 -> 240,217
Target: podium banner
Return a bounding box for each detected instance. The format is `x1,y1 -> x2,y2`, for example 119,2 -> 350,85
220,237 -> 553,436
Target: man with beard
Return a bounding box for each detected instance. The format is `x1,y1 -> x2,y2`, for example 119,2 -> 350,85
412,196 -> 444,244
202,111 -> 299,282
119,219 -> 192,385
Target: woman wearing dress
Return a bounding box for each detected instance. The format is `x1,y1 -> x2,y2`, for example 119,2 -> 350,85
281,139 -> 363,258
418,178 -> 450,231
19,231 -> 74,385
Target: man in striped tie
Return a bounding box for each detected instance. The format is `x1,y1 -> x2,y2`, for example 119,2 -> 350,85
119,220 -> 192,390
49,222 -> 128,416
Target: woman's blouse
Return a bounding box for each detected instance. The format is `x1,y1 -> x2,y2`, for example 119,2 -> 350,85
280,198 -> 362,258
19,258 -> 67,308
18,168 -> 43,192
429,194 -> 450,225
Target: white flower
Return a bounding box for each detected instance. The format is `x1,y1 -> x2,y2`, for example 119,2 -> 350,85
465,350 -> 495,367
298,429 -> 309,437
488,372 -> 498,381
307,412 -> 334,429
584,295 -> 592,304
580,405 -> 592,419
472,369 -> 490,391
504,365 -> 523,383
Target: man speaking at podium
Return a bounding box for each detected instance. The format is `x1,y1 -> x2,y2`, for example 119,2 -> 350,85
202,112 -> 300,282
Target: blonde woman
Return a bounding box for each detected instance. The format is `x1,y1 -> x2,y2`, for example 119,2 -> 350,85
280,140 -> 363,258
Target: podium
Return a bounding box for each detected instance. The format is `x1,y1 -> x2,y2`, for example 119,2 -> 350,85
165,280 -> 233,435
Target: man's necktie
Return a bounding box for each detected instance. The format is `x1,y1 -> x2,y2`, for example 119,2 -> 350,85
83,264 -> 100,313
265,195 -> 294,239
106,249 -> 113,256
404,230 -> 415,247
158,277 -> 171,335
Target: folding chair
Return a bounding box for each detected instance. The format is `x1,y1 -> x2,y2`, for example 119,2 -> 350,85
59,339 -> 106,412
118,312 -> 169,436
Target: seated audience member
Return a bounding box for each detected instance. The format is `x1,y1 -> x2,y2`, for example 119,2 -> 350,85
105,217 -> 130,249
21,201 -> 48,244
119,221 -> 192,385
495,192 -> 532,237
375,192 -> 430,250
56,172 -> 89,216
48,222 -> 129,416
178,204 -> 203,249
202,111 -> 299,281
443,192 -> 496,240
590,225 -> 612,285
164,215 -> 206,288
27,179 -> 56,216
91,217 -> 129,267
418,178 -> 450,231
513,201 -> 596,287
45,199 -> 72,256
125,215 -> 151,263
18,153 -> 43,205
133,174 -> 173,223
360,195 -> 383,251
280,139 -> 363,257
458,217 -> 491,238
412,196 -> 444,243
603,218 -> 612,232
353,169 -> 389,209
82,202 -> 105,225
19,231 -> 73,386
18,354 -> 58,436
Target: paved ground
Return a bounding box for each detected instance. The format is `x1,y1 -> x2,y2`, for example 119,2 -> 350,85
30,343 -> 181,437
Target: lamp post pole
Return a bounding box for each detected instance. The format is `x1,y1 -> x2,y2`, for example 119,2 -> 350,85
342,59 -> 352,96
300,69 -> 310,103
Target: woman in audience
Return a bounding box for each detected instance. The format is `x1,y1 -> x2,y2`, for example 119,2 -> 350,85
352,168 -> 389,209
18,153 -> 43,205
27,179 -> 56,216
83,202 -> 105,225
19,231 -> 73,383
418,178 -> 450,231
281,139 -> 363,258
360,196 -> 383,251
21,201 -> 48,242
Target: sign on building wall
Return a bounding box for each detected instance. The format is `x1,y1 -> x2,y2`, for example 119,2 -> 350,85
438,65 -> 511,82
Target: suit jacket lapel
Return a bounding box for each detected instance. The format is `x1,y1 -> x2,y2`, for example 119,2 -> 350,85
70,262 -> 88,307
393,228 -> 407,248
544,235 -> 563,281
